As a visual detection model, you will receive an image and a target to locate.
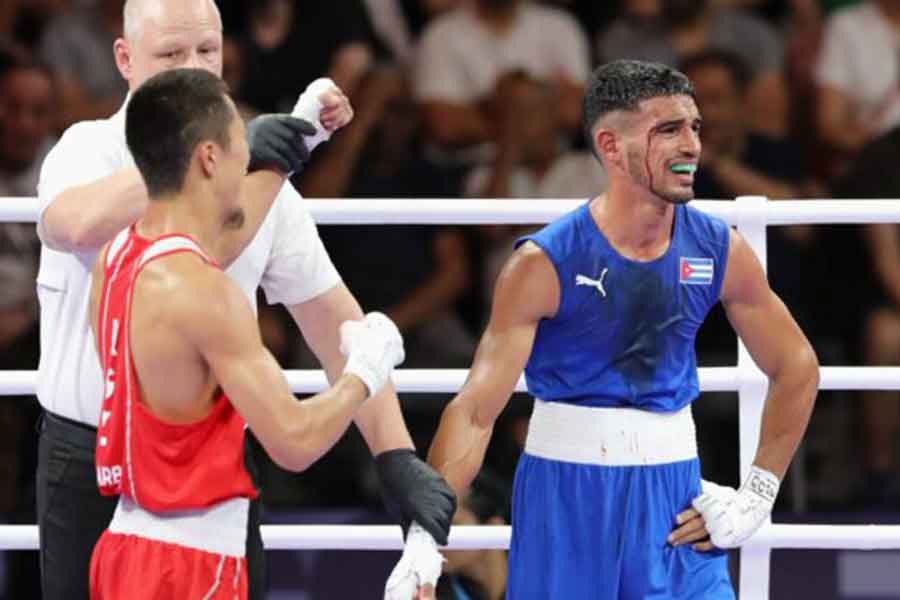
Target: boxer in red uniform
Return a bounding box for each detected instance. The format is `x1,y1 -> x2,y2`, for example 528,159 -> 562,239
86,68 -> 405,599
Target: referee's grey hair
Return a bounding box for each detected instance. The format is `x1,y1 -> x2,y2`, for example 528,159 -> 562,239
123,0 -> 222,42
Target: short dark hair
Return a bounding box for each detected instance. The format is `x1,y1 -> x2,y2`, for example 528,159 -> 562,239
679,49 -> 753,94
582,59 -> 694,149
126,68 -> 233,198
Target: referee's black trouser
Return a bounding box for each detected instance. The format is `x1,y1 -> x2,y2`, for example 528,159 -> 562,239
36,410 -> 267,600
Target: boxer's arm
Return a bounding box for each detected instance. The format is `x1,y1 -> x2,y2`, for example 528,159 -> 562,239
721,229 -> 819,480
180,269 -> 369,472
428,242 -> 557,496
291,285 -> 463,546
288,285 -> 414,453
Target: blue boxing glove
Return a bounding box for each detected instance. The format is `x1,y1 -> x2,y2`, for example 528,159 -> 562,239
245,114 -> 316,175
375,449 -> 457,546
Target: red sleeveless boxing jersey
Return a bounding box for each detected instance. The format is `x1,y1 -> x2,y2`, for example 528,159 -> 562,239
94,226 -> 257,511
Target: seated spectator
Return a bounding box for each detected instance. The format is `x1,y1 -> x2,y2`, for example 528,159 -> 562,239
814,0 -> 900,176
599,0 -> 789,137
536,0 -> 620,36
463,71 -> 607,311
0,1 -> 18,40
0,57 -> 43,585
0,252 -> 41,600
221,35 -> 258,121
415,0 -> 590,166
361,0 -> 463,64
464,71 -> 607,201
3,0 -> 70,49
0,38 -> 27,76
681,50 -> 822,318
828,126 -> 900,506
239,0 -> 376,113
38,0 -> 126,129
302,67 -> 475,369
0,56 -> 57,198
0,51 -> 45,375
436,471 -> 510,600
682,48 -> 825,490
708,0 -> 799,24
683,49 -> 815,203
361,0 -> 416,64
361,0 -> 465,65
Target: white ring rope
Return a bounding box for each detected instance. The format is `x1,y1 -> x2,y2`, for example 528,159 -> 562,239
5,197 -> 900,225
2,366 -> 900,395
3,193 -> 900,600
0,524 -> 898,551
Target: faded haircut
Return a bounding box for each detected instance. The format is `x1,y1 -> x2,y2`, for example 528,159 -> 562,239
126,68 -> 233,198
583,60 -> 694,155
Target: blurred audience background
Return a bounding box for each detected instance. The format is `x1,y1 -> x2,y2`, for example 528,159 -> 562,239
1,0 -> 899,596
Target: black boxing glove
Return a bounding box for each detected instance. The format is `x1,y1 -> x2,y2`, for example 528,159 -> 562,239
374,449 -> 457,546
245,114 -> 316,175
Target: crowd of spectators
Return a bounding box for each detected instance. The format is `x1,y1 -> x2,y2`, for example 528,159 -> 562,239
2,0 -> 900,596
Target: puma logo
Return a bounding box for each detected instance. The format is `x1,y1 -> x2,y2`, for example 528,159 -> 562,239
575,269 -> 608,297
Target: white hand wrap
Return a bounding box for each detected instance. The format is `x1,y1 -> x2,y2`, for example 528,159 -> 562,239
340,312 -> 405,398
292,77 -> 334,151
384,522 -> 445,600
699,478 -> 739,504
692,466 -> 780,549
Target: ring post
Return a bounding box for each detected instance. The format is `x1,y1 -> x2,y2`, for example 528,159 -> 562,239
735,195 -> 771,599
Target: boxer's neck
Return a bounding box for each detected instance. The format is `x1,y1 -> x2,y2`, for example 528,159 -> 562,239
136,188 -> 221,253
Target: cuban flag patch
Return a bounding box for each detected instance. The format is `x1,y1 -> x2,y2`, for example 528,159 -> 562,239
679,257 -> 714,285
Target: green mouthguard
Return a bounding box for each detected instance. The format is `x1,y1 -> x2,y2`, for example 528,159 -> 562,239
670,164 -> 696,174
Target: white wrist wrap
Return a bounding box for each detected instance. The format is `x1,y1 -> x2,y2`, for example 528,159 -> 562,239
292,77 -> 334,151
692,466 -> 779,549
340,313 -> 404,398
384,522 -> 445,600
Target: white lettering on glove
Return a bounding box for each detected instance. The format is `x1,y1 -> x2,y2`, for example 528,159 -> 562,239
340,312 -> 405,398
384,522 -> 445,600
692,466 -> 780,549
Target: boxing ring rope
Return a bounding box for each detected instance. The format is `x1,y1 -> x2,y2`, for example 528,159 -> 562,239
4,366 -> 900,395
1,523 -> 899,552
4,195 -> 900,599
5,196 -> 900,225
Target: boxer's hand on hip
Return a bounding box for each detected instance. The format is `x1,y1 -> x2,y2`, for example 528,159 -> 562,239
384,522 -> 444,600
691,466 -> 779,549
340,312 -> 404,397
245,114 -> 316,175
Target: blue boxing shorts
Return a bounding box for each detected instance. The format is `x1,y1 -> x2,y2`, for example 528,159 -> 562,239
506,400 -> 734,600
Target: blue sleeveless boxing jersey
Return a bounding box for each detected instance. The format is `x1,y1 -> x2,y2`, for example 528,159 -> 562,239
515,201 -> 730,412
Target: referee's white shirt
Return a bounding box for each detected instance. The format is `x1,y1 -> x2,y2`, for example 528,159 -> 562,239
35,101 -> 341,426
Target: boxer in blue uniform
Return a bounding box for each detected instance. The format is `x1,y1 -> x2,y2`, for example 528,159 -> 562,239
408,60 -> 819,599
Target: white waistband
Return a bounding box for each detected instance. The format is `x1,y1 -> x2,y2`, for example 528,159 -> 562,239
109,496 -> 249,557
524,400 -> 697,466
